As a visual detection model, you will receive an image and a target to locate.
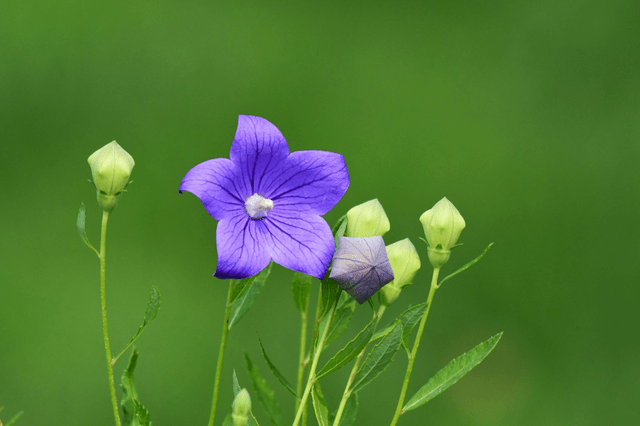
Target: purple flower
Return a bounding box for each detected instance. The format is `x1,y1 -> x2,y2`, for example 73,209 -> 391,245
329,236 -> 394,304
180,115 -> 350,280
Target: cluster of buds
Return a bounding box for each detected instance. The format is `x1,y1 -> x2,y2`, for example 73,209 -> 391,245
87,141 -> 135,212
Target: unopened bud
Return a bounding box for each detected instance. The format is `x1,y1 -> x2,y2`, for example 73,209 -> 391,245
232,389 -> 251,426
346,199 -> 390,238
419,197 -> 465,269
88,141 -> 135,211
379,238 -> 421,305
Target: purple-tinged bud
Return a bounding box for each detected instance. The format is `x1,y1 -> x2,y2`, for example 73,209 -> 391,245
329,236 -> 394,304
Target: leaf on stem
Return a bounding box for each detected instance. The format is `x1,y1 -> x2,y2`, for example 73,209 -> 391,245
311,382 -> 330,426
113,286 -> 161,364
120,347 -> 151,426
438,243 -> 494,287
351,321 -> 403,393
258,335 -> 299,397
403,332 -> 503,412
338,393 -> 358,426
323,297 -> 356,348
291,272 -> 312,313
316,317 -> 377,379
331,215 -> 348,249
229,263 -> 273,330
244,353 -> 284,426
319,278 -> 341,320
77,203 -> 99,256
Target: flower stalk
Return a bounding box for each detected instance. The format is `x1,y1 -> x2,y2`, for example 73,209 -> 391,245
99,210 -> 121,426
389,267 -> 440,426
208,279 -> 235,426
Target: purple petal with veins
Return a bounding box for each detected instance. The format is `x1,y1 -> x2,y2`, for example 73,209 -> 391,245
180,115 -> 350,279
329,236 -> 394,304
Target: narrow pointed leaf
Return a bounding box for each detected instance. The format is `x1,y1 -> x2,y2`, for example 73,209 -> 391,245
233,370 -> 242,396
114,286 -> 161,363
291,272 -> 312,313
403,332 -> 503,412
338,393 -> 358,426
77,203 -> 99,256
229,263 -> 273,330
398,303 -> 429,354
244,353 -> 284,426
439,243 -> 494,287
319,277 -> 341,320
371,321 -> 394,342
120,348 -> 140,425
5,411 -> 24,426
230,278 -> 250,304
311,382 -> 330,426
258,335 -> 298,397
331,215 -> 348,248
316,317 -> 377,379
352,321 -> 403,393
324,298 -> 356,347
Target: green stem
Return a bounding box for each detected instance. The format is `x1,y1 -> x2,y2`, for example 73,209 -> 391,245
389,268 -> 440,426
332,304 -> 387,426
292,297 -> 338,426
208,279 -> 235,426
295,309 -> 308,414
99,210 -> 121,426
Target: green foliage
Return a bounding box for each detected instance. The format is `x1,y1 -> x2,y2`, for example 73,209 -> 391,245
403,332 -> 503,412
291,272 -> 312,313
114,286 -> 161,363
76,202 -> 99,256
331,214 -> 348,249
257,335 -> 298,397
351,321 -> 403,393
316,317 -> 377,379
233,370 -> 242,396
438,243 -> 494,287
311,382 -> 330,426
244,353 -> 284,426
120,347 -> 151,426
338,393 -> 358,426
324,296 -> 356,348
319,278 -> 341,320
229,263 -> 273,330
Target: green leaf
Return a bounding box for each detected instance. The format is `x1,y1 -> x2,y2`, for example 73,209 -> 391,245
316,317 -> 377,379
291,272 -> 312,313
258,335 -> 298,397
403,332 -> 503,412
311,382 -> 330,426
398,303 -> 429,354
319,277 -> 341,320
233,370 -> 242,396
120,347 -> 151,426
244,353 -> 284,426
351,321 -> 403,393
338,393 -> 358,426
324,298 -> 356,348
229,263 -> 273,330
332,214 -> 348,249
438,243 -> 494,287
113,286 -> 161,363
77,203 -> 99,256
5,411 -> 24,426
371,322 -> 394,342
230,278 -> 249,304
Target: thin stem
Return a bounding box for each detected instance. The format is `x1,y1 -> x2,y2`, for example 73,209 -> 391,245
99,210 -> 121,426
207,279 -> 235,426
389,268 -> 440,426
292,297 -> 338,426
295,309 -> 308,413
332,304 -> 387,426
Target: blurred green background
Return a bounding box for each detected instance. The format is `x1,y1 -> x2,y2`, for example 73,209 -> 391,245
1,0 -> 639,425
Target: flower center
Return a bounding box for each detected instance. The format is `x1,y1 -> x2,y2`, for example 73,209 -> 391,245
244,193 -> 274,219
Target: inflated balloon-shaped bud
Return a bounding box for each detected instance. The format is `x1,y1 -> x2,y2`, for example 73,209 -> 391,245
232,388 -> 252,426
346,199 -> 390,238
88,141 -> 135,212
379,238 -> 421,305
419,197 -> 465,269
329,236 -> 394,304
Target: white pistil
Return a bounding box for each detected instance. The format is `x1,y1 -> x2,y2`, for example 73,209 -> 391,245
244,193 -> 274,219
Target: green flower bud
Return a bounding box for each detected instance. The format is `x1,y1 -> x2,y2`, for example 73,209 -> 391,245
346,199 -> 390,238
232,389 -> 251,426
380,238 -> 421,305
88,141 -> 135,212
419,197 -> 465,269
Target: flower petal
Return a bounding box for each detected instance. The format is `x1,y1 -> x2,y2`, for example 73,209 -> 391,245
229,115 -> 290,197
260,211 -> 334,280
214,214 -> 272,279
263,151 -> 349,215
179,158 -> 245,220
